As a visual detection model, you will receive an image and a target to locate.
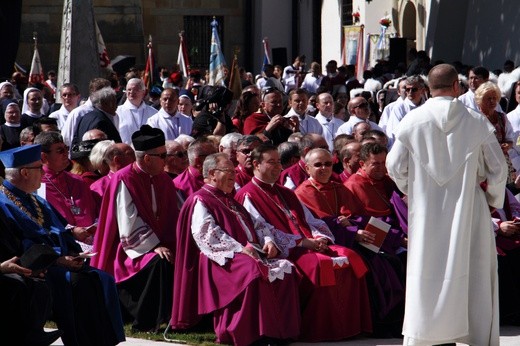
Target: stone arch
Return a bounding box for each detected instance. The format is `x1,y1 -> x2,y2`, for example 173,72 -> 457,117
401,1 -> 417,45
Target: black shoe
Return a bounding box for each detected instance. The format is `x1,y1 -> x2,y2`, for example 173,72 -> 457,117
26,329 -> 63,346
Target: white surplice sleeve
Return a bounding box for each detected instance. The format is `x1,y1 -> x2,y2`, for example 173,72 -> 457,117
301,202 -> 335,242
242,195 -> 300,258
191,198 -> 243,266
116,181 -> 160,259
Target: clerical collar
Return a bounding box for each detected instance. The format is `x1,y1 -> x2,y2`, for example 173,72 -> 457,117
4,122 -> 21,127
204,183 -> 230,197
134,162 -> 153,177
252,176 -> 275,187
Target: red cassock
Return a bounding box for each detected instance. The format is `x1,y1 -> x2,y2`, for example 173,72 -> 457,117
236,177 -> 372,342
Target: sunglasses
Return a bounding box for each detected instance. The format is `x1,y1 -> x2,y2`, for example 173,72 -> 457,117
312,161 -> 333,168
405,87 -> 420,93
238,148 -> 253,155
353,102 -> 369,109
147,152 -> 167,159
167,151 -> 187,158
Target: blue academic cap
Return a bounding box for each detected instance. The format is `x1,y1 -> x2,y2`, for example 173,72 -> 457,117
0,144 -> 41,168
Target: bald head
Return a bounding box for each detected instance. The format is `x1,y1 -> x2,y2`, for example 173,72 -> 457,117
428,64 -> 459,97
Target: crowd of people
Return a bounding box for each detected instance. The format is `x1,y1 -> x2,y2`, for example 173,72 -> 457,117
1,50 -> 520,346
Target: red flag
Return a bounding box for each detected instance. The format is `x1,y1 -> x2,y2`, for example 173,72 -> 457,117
143,36 -> 154,90
95,21 -> 112,70
177,31 -> 190,78
29,33 -> 44,85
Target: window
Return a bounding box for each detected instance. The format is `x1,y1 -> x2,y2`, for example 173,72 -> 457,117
341,0 -> 354,26
183,16 -> 225,69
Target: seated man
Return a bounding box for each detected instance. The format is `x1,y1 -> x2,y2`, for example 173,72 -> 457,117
34,131 -> 98,252
90,142 -> 136,211
171,153 -> 300,345
339,141 -> 362,182
93,125 -> 178,332
173,136 -> 217,203
344,143 -> 408,248
235,144 -> 372,342
234,135 -> 262,190
295,148 -> 405,337
0,144 -> 124,345
164,140 -> 188,178
279,133 -> 330,189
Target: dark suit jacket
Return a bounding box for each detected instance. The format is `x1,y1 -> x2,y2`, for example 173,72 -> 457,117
72,108 -> 121,145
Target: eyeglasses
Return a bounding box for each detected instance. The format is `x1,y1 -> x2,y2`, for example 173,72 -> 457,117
237,148 -> 253,155
405,87 -> 420,93
214,168 -> 236,174
353,102 -> 369,109
147,152 -> 167,160
312,161 -> 333,168
167,151 -> 187,158
20,164 -> 43,171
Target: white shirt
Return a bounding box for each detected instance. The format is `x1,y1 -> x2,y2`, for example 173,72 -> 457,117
336,116 -> 383,136
385,98 -> 423,144
282,65 -> 301,93
300,73 -> 324,94
117,100 -> 158,144
284,108 -> 323,136
61,99 -> 94,147
378,97 -> 404,131
49,106 -> 71,130
314,112 -> 344,151
146,109 -> 193,140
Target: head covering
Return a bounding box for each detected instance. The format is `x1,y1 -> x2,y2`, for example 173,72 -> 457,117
0,81 -> 14,92
170,72 -> 182,85
131,125 -> 165,151
0,144 -> 41,168
70,139 -> 100,160
178,89 -> 194,103
21,87 -> 40,114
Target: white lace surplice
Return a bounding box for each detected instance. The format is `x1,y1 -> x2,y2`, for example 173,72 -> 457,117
191,198 -> 293,282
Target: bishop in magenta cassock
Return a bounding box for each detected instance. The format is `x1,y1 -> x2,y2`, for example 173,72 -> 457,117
171,153 -> 300,345
34,132 -> 98,252
92,125 -> 178,332
173,137 -> 217,202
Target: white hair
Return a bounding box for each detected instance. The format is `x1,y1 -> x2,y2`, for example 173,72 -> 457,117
220,132 -> 243,148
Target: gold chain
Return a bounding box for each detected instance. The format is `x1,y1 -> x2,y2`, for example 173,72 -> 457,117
0,186 -> 45,226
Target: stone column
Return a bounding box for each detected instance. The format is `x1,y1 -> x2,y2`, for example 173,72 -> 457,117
57,0 -> 100,98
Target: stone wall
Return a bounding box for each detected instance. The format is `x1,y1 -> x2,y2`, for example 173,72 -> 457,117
17,0 -> 245,74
